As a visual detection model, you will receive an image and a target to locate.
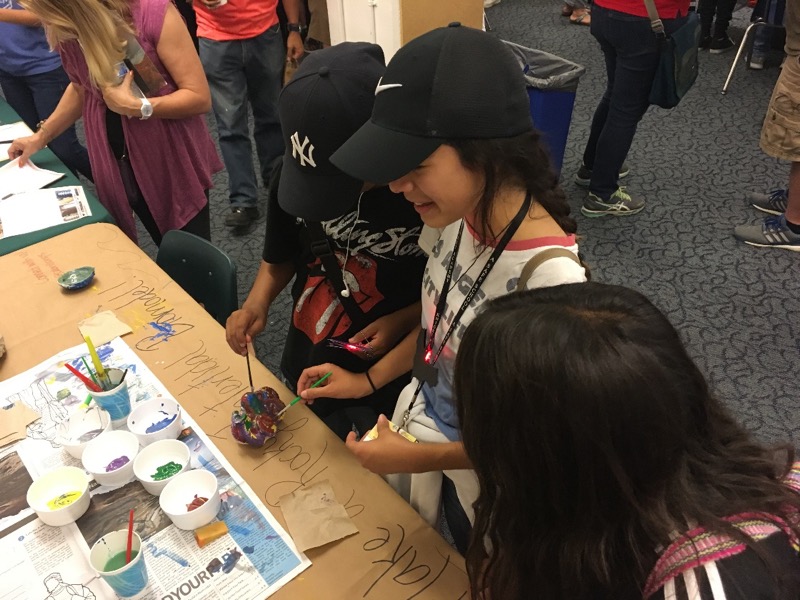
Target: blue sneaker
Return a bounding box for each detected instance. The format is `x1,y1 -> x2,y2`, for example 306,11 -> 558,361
747,188 -> 788,215
734,215 -> 800,251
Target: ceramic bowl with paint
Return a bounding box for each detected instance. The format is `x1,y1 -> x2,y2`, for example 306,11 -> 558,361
132,439 -> 191,496
82,430 -> 140,487
57,266 -> 95,290
127,397 -> 182,446
159,468 -> 221,530
26,466 -> 91,526
56,405 -> 112,459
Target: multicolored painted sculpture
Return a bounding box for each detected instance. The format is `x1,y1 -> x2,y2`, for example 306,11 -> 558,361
230,386 -> 285,447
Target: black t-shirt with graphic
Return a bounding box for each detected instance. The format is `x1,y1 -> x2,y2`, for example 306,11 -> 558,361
262,185 -> 426,419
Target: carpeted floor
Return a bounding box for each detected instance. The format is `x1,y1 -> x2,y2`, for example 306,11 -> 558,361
130,0 -> 798,446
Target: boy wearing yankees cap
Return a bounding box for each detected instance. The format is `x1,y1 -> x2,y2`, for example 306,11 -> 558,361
225,42 -> 427,440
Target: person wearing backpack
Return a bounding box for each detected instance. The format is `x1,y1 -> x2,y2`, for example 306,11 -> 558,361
225,42 -> 427,440
454,282 -> 800,599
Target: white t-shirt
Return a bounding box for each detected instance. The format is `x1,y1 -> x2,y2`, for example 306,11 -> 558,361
418,219 -> 587,440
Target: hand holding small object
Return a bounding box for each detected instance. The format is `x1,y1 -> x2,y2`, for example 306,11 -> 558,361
102,71 -> 141,117
296,363 -> 372,403
345,415 -> 416,474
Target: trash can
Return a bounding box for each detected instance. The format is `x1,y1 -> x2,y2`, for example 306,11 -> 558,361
504,41 -> 585,176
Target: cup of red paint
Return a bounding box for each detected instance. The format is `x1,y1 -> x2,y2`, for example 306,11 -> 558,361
89,530 -> 148,597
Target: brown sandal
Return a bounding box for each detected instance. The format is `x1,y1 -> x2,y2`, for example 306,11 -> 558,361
561,4 -> 573,16
570,9 -> 591,25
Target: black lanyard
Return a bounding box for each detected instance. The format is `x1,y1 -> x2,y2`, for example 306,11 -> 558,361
401,192 -> 532,427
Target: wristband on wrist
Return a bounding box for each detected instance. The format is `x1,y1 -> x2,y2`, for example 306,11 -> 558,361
287,22 -> 302,33
36,119 -> 51,143
365,370 -> 378,394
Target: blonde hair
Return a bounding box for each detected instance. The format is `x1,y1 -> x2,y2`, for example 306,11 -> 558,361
19,0 -> 135,89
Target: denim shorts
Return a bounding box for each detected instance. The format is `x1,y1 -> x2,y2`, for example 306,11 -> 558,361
761,54 -> 800,162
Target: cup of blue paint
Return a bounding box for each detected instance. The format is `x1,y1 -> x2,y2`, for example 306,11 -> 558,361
89,368 -> 131,425
89,529 -> 148,597
127,397 -> 182,446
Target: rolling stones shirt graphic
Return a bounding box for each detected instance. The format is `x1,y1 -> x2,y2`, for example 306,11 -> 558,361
294,250 -> 383,344
291,210 -> 424,345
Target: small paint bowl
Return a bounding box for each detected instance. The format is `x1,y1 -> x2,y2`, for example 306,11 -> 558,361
159,469 -> 220,530
133,439 -> 191,496
82,430 -> 139,487
57,266 -> 95,290
27,466 -> 90,526
56,405 -> 112,459
127,397 -> 182,446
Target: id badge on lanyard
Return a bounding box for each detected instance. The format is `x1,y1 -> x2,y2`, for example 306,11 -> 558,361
411,328 -> 439,388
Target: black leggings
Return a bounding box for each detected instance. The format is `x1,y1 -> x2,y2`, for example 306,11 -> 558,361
130,188 -> 211,246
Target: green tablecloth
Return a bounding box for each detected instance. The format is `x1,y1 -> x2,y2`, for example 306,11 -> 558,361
0,97 -> 113,256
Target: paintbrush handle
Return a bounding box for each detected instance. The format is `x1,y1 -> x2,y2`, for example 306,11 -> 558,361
65,363 -> 102,392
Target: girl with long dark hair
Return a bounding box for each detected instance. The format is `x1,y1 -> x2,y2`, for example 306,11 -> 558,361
294,24 -> 588,553
456,282 -> 800,599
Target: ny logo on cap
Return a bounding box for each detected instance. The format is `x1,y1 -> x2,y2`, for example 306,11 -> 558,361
290,132 -> 316,167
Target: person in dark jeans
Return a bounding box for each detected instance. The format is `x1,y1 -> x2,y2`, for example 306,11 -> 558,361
698,0 -> 738,53
577,1 -> 689,218
0,2 -> 92,181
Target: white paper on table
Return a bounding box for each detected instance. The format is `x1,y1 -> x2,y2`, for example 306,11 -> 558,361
0,143 -> 10,162
0,186 -> 90,239
0,121 -> 33,142
0,158 -> 64,198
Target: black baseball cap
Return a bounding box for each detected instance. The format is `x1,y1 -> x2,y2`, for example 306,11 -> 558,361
278,42 -> 386,221
330,23 -> 534,185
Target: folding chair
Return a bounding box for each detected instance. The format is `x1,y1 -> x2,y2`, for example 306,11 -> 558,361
155,230 -> 238,326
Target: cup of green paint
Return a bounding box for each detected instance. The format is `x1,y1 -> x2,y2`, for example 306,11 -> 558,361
89,530 -> 148,597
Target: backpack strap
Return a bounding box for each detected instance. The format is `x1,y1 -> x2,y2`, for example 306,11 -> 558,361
515,248 -> 581,292
304,221 -> 369,331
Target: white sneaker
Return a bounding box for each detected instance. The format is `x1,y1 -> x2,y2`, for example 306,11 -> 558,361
484,0 -> 502,7
749,55 -> 766,70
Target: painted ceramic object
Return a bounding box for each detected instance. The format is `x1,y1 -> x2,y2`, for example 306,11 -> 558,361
230,386 -> 285,447
57,266 -> 95,290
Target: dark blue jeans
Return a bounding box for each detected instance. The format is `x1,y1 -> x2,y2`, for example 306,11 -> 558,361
0,65 -> 93,181
582,5 -> 687,200
199,25 -> 285,209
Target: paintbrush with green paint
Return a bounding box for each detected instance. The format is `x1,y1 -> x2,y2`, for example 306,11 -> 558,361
276,371 -> 332,418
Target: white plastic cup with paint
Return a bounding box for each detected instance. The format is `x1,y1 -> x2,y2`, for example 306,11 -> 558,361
89,530 -> 148,597
89,368 -> 131,425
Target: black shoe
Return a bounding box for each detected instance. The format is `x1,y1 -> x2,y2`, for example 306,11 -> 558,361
709,35 -> 735,54
699,35 -> 713,50
574,162 -> 630,188
224,207 -> 260,228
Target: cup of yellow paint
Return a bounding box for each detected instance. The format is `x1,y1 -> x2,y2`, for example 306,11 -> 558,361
89,530 -> 148,597
26,466 -> 90,526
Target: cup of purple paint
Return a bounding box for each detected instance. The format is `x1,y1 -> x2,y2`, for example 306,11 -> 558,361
127,397 -> 182,446
82,430 -> 140,487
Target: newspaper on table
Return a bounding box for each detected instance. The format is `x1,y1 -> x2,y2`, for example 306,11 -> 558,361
0,186 -> 91,240
0,338 -> 310,599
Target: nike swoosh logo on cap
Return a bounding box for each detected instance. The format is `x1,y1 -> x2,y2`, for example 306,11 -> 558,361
375,77 -> 403,95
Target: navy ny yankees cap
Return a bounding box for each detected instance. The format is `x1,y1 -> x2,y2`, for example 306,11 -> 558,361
330,23 -> 534,185
278,42 -> 386,221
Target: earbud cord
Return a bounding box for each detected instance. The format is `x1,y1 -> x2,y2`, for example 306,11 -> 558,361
340,191 -> 364,297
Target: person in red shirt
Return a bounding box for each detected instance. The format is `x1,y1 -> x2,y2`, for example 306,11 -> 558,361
193,0 -> 304,230
575,0 -> 690,218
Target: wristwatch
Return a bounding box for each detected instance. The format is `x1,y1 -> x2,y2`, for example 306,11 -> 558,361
287,22 -> 302,33
139,97 -> 153,120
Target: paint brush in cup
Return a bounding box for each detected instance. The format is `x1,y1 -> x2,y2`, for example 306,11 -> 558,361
276,371 -> 332,418
81,356 -> 100,388
126,509 -> 134,564
84,335 -> 110,390
65,363 -> 102,393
